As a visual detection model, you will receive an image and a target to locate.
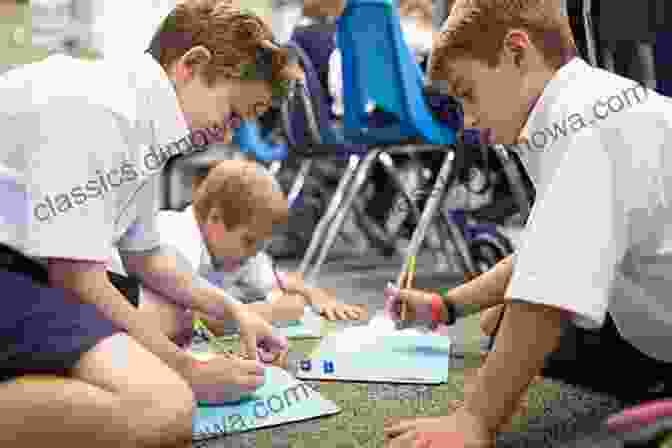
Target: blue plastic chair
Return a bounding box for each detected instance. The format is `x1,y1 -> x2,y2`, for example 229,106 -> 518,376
336,0 -> 457,145
296,0 -> 463,281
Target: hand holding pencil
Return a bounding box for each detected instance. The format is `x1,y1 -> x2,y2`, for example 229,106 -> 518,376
383,256 -> 440,327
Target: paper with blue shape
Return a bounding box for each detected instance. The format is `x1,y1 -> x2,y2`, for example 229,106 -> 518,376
296,314 -> 452,384
192,364 -> 340,441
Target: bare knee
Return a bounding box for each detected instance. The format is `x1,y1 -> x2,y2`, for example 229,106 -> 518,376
74,334 -> 195,447
128,377 -> 195,447
480,305 -> 504,336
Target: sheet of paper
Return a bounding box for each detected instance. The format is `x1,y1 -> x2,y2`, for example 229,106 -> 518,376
192,365 -> 340,441
297,315 -> 452,384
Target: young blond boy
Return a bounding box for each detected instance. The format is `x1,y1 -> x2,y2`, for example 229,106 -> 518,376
384,0 -> 672,446
153,159 -> 366,346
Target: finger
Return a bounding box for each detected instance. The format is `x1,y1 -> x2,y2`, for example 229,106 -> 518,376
322,307 -> 336,321
345,307 -> 360,320
355,305 -> 369,320
336,308 -> 350,321
388,430 -> 419,448
240,332 -> 258,361
384,420 -> 417,437
397,270 -> 407,287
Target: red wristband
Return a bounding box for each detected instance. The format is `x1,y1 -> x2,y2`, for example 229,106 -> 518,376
431,294 -> 443,324
192,359 -> 208,369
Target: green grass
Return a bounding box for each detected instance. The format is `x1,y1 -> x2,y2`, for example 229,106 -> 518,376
203,315 -> 569,447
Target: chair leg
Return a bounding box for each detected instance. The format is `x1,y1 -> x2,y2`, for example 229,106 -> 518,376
633,41 -> 656,90
377,154 -> 449,267
305,150 -> 381,282
286,159 -> 313,207
298,155 -> 361,275
396,148 -> 458,284
268,160 -> 283,176
582,0 -> 599,67
492,145 -> 531,223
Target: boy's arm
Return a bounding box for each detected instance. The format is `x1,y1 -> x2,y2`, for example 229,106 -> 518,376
464,300 -> 566,433
121,246 -> 245,322
437,254 -> 515,320
47,259 -> 193,375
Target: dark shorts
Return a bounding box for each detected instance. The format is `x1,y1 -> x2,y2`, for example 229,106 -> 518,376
542,312 -> 672,404
0,246 -> 141,383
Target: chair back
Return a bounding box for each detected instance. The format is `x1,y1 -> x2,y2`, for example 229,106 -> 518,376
337,0 -> 457,145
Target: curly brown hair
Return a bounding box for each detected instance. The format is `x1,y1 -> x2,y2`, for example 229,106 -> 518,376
148,0 -> 301,93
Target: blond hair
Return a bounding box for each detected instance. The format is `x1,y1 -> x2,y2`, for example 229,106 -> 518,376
429,0 -> 576,79
192,159 -> 289,230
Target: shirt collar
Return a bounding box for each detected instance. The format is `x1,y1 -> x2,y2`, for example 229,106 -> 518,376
517,57 -> 588,144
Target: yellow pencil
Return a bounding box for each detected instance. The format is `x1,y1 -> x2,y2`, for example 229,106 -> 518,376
194,318 -> 228,352
400,255 -> 417,323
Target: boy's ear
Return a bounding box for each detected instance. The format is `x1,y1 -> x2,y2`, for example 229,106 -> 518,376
179,46 -> 212,77
504,29 -> 531,67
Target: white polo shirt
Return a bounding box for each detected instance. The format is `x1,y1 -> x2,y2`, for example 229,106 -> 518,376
155,205 -> 278,303
507,57 -> 672,362
0,52 -> 189,264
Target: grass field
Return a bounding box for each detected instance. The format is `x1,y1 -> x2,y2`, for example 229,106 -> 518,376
193,313 -> 624,448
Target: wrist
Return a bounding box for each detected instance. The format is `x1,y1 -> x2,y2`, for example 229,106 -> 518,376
437,288 -> 456,324
174,351 -> 201,379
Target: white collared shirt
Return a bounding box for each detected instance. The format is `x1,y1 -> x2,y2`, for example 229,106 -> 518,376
153,205 -> 277,303
0,52 -> 189,264
507,57 -> 672,362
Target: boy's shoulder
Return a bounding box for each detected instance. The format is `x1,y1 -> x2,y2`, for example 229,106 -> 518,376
2,53 -> 162,126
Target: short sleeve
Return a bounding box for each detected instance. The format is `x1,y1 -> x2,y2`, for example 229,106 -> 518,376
116,179 -> 162,253
20,103 -> 118,261
506,130 -> 628,329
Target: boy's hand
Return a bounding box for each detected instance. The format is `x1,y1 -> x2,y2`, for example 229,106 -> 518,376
384,284 -> 437,326
308,287 -> 367,321
187,354 -> 266,405
270,292 -> 306,321
282,272 -> 367,321
384,408 -> 495,448
234,307 -> 289,362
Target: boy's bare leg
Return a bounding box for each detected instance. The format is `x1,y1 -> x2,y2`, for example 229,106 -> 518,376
480,304 -> 505,336
0,333 -> 194,448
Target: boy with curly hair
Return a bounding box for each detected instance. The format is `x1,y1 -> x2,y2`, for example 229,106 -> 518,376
0,1 -> 303,446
